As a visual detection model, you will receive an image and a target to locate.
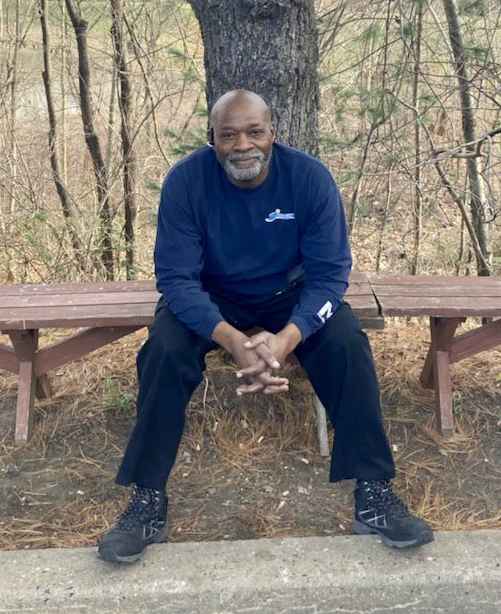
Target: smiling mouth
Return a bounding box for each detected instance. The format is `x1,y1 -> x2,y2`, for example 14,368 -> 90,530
230,158 -> 259,166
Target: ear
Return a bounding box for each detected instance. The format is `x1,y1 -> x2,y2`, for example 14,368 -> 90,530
270,125 -> 276,141
207,127 -> 215,147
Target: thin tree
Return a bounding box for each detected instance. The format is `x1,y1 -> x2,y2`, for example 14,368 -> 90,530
411,0 -> 424,275
110,0 -> 137,280
38,0 -> 86,272
442,0 -> 491,276
65,0 -> 114,280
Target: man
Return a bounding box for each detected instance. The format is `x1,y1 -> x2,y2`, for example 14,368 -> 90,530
98,90 -> 433,564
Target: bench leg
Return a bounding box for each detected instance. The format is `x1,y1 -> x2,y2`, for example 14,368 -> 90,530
9,331 -> 38,443
420,317 -> 463,389
313,394 -> 330,457
433,350 -> 454,436
36,374 -> 53,399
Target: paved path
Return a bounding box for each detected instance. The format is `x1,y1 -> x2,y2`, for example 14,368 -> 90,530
1,530 -> 500,613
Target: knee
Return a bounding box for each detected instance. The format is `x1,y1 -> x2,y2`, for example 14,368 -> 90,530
137,307 -> 200,372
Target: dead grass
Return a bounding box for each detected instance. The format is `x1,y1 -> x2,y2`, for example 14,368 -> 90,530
1,320 -> 500,552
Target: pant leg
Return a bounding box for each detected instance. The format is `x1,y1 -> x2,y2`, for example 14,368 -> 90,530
115,301 -> 215,490
116,296 -> 257,491
294,303 -> 396,482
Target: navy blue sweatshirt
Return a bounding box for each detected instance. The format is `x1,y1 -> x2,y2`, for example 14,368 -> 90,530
154,143 -> 352,341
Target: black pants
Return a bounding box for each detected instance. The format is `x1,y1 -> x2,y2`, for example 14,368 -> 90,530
116,287 -> 396,490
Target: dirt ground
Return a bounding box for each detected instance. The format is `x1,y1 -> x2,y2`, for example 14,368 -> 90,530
1,319 -> 500,551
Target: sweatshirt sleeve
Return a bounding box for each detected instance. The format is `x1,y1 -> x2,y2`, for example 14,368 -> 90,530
154,170 -> 224,340
287,176 -> 352,341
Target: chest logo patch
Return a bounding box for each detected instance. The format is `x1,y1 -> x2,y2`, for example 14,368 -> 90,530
265,208 -> 295,223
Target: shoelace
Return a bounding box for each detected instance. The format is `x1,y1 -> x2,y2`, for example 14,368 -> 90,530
360,480 -> 409,519
116,485 -> 163,532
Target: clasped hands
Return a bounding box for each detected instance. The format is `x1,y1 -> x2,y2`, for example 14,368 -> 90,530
212,321 -> 302,396
234,330 -> 289,396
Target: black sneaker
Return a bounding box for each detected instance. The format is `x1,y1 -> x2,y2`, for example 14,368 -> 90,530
98,485 -> 168,563
353,479 -> 434,549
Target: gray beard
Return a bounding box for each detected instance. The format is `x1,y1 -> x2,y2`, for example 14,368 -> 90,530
224,149 -> 271,182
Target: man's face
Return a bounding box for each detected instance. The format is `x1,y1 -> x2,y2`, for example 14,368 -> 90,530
212,99 -> 275,188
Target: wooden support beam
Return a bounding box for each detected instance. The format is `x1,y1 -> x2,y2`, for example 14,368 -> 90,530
450,318 -> 501,363
433,350 -> 455,437
420,317 -> 464,389
36,375 -> 53,399
313,395 -> 330,457
9,330 -> 38,443
0,343 -> 18,373
34,326 -> 142,376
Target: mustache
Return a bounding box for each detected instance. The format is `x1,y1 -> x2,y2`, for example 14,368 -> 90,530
227,150 -> 265,162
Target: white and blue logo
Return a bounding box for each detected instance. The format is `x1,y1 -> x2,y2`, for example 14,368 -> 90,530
265,208 -> 295,223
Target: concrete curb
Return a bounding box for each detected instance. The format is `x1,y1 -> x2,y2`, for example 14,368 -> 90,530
0,530 -> 500,613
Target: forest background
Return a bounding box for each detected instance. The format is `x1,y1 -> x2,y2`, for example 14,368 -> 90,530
0,0 -> 500,550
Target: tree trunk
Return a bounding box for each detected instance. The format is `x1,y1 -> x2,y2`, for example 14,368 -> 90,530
110,0 -> 137,280
442,0 -> 491,276
39,0 -> 86,273
411,1 -> 423,276
65,0 -> 114,280
187,0 -> 320,155
7,0 -> 20,216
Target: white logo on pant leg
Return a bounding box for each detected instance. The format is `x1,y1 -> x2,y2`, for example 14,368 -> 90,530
317,300 -> 333,323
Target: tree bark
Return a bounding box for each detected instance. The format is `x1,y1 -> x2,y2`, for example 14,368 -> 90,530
187,0 -> 320,155
39,0 -> 86,273
110,0 -> 137,280
65,0 -> 114,280
411,1 -> 423,276
442,0 -> 491,276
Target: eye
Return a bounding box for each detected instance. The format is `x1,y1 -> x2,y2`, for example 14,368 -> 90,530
250,129 -> 265,137
220,132 -> 235,141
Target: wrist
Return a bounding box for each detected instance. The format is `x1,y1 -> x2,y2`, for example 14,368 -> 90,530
212,321 -> 246,352
276,323 -> 302,354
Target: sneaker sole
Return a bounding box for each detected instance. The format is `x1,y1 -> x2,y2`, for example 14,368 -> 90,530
98,526 -> 168,564
352,519 -> 434,549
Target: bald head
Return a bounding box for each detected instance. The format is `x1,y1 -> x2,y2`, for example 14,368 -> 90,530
209,89 -> 275,189
210,90 -> 272,128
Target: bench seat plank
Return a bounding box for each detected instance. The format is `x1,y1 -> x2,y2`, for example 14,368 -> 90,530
369,274 -> 501,287
0,280 -> 154,296
0,291 -> 160,310
371,296 -> 501,317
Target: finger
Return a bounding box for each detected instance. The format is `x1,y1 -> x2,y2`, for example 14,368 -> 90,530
243,332 -> 270,349
253,343 -> 281,370
263,383 -> 290,395
236,360 -> 268,378
257,372 -> 289,386
236,381 -> 264,396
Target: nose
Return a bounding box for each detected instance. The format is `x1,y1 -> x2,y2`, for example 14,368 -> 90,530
233,131 -> 253,152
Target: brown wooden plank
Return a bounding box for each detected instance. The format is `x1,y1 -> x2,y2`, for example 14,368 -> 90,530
0,303 -> 156,330
0,280 -> 155,296
36,375 -> 53,400
348,271 -> 369,283
358,316 -> 384,330
34,326 -> 143,376
420,317 -> 463,389
371,284 -> 501,298
344,295 -> 379,316
9,331 -> 38,443
450,319 -> 501,364
368,274 -> 501,286
0,290 -> 160,310
0,271 -> 367,298
433,350 -> 454,436
376,295 -> 501,317
0,342 -> 18,373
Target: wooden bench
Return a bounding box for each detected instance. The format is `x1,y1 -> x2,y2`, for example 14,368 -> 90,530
2,273 -> 500,448
0,272 -> 381,447
368,274 -> 501,436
